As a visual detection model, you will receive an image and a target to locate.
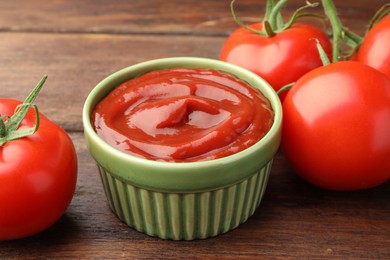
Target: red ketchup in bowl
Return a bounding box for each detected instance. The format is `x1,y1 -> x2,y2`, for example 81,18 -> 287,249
92,68 -> 274,162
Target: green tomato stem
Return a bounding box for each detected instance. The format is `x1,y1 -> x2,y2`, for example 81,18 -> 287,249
264,0 -> 276,21
321,0 -> 342,62
0,75 -> 47,146
230,0 -> 266,36
343,29 -> 363,47
276,2 -> 320,33
367,3 -> 390,31
321,0 -> 364,61
230,0 -> 322,38
263,20 -> 276,37
0,116 -> 8,138
269,0 -> 287,29
277,82 -> 295,95
314,38 -> 331,65
9,75 -> 47,131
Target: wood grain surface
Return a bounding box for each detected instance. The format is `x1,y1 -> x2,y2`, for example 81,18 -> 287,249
0,0 -> 389,259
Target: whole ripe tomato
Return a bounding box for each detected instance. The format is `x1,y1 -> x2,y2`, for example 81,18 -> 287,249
355,15 -> 390,78
0,79 -> 77,240
282,61 -> 390,191
220,23 -> 332,98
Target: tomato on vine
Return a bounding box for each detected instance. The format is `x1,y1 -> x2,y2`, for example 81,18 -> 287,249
282,61 -> 390,190
281,0 -> 390,191
220,0 -> 332,99
0,76 -> 78,240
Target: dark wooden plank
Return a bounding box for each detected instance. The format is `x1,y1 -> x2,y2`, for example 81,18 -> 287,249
0,32 -> 224,131
0,132 -> 388,259
0,0 -> 387,36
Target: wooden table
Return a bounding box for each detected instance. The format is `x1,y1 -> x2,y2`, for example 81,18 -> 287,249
1,0 -> 389,258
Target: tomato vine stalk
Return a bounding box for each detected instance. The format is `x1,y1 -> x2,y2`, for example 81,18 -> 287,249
230,0 -> 322,37
367,3 -> 390,31
320,0 -> 363,62
0,76 -> 47,146
321,0 -> 390,62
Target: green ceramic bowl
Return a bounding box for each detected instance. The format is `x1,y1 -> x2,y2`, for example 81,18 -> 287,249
82,57 -> 282,240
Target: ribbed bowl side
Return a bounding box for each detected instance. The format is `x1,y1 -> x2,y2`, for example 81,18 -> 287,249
97,160 -> 272,240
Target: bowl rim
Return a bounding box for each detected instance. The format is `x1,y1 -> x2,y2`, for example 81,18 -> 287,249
82,57 -> 282,192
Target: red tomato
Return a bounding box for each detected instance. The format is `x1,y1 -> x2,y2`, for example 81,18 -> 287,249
220,23 -> 332,98
282,61 -> 390,191
355,15 -> 390,78
0,99 -> 77,240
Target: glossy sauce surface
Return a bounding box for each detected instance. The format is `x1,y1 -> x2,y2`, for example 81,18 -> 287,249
92,68 -> 274,162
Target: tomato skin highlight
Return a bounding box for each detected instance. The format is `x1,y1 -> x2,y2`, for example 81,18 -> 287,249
220,23 -> 332,98
355,15 -> 390,78
282,61 -> 390,191
0,99 -> 77,240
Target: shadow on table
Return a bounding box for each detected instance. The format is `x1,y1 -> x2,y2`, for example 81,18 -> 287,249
0,213 -> 80,256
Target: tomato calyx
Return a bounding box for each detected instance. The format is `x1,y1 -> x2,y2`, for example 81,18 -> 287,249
0,76 -> 47,146
230,0 -> 322,37
313,38 -> 331,65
